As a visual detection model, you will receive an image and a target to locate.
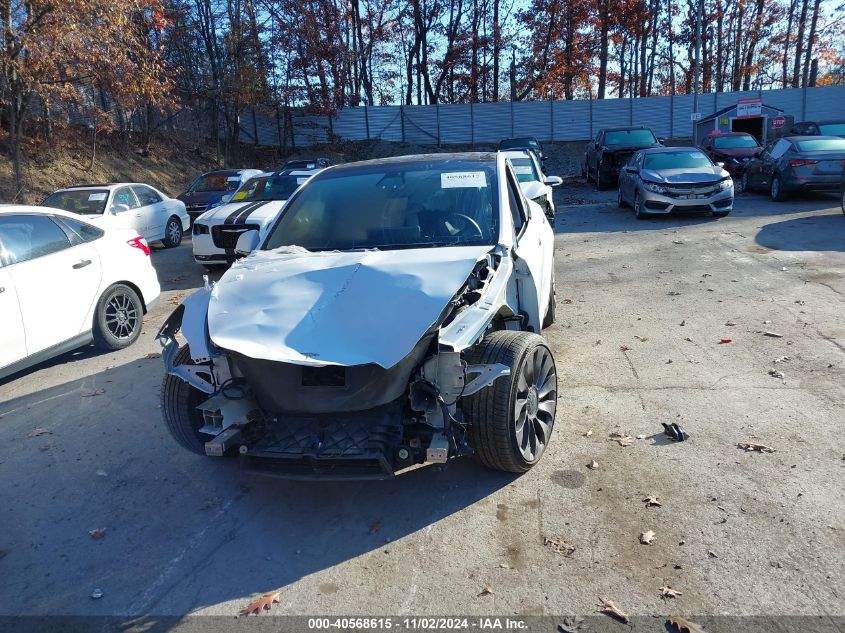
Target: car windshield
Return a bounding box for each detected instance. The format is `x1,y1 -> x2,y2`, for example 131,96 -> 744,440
42,189 -> 110,215
644,151 -> 713,170
796,138 -> 845,151
189,173 -> 240,193
231,175 -> 304,202
818,123 -> 845,136
264,159 -> 499,252
509,157 -> 539,183
500,138 -> 538,150
605,129 -> 657,146
713,135 -> 759,149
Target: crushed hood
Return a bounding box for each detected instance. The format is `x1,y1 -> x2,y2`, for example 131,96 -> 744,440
207,245 -> 492,368
196,200 -> 286,225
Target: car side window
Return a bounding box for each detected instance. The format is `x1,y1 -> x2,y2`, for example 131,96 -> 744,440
55,216 -> 105,243
506,171 -> 527,234
770,139 -> 791,160
132,185 -> 162,206
113,187 -> 140,210
0,215 -> 72,265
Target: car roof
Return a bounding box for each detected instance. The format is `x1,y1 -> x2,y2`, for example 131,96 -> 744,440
0,204 -> 97,220
326,152 -> 498,172
639,146 -> 705,154
782,135 -> 844,141
601,126 -> 654,132
53,183 -> 155,191
708,131 -> 754,136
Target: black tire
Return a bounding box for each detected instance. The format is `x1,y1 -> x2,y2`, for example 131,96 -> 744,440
770,174 -> 788,202
161,345 -> 210,455
162,216 -> 183,248
595,169 -> 605,191
740,171 -> 750,193
542,275 -> 556,329
634,192 -> 649,219
92,284 -> 143,350
545,203 -> 555,222
712,210 -> 730,217
617,187 -> 626,208
463,331 -> 557,473
585,163 -> 594,183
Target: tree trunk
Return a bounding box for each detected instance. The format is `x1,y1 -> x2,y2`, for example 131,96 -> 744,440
597,0 -> 609,99
801,0 -> 821,87
492,0 -> 500,101
792,0 -> 809,88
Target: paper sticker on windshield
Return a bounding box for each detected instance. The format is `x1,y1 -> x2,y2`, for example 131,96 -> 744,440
227,176 -> 241,182
296,177 -> 308,184
231,191 -> 247,201
513,165 -> 533,175
441,172 -> 487,188
88,193 -> 107,201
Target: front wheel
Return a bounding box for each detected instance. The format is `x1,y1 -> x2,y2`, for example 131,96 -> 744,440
93,284 -> 143,350
770,175 -> 788,202
740,171 -> 750,193
161,345 -> 212,455
595,169 -> 605,191
463,331 -> 558,473
634,192 -> 649,220
162,217 -> 183,248
617,187 -> 626,208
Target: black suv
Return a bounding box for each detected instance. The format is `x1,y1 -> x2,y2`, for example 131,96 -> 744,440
583,127 -> 663,190
788,121 -> 845,138
498,137 -> 546,165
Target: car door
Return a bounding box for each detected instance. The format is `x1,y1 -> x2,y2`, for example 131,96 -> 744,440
589,132 -> 603,174
110,186 -> 146,237
506,168 -> 550,331
621,152 -> 641,202
132,185 -> 166,239
0,214 -> 101,355
0,262 -> 26,369
760,139 -> 791,186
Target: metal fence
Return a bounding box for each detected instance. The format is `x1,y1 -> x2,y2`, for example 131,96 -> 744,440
277,85 -> 845,148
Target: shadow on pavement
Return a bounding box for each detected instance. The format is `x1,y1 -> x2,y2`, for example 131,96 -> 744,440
755,212 -> 845,252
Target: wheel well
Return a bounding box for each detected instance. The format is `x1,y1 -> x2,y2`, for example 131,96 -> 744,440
106,281 -> 148,314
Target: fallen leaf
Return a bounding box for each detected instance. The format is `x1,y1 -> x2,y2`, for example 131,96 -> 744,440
773,356 -> 790,364
725,321 -> 736,326
737,441 -> 775,453
667,615 -> 707,632
634,335 -> 650,342
562,298 -> 573,304
763,331 -> 783,338
644,496 -> 662,507
661,585 -> 683,598
478,585 -> 493,596
680,320 -> 686,326
668,291 -> 681,296
88,528 -> 106,540
544,536 -> 576,557
144,352 -> 161,359
640,530 -> 656,544
768,369 -> 785,379
619,345 -> 631,352
582,429 -> 593,437
587,460 -> 598,470
239,591 -> 281,615
81,389 -> 105,397
609,432 -> 632,447
598,597 -> 629,623
718,338 -> 732,344
672,239 -> 684,244
708,550 -> 718,558
28,428 -> 51,437
684,337 -> 693,342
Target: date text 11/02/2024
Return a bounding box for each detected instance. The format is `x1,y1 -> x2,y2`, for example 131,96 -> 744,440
307,618 -> 529,630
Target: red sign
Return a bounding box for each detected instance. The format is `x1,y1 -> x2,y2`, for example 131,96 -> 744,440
772,116 -> 786,129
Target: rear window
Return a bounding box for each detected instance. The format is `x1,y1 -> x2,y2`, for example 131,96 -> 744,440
604,129 -> 657,146
796,138 -> 845,151
42,189 -> 110,215
644,151 -> 713,170
189,173 -> 240,193
818,123 -> 845,136
713,135 -> 759,149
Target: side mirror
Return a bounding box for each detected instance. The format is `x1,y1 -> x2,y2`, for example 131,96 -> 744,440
234,229 -> 260,256
716,161 -> 725,168
625,166 -> 640,174
111,204 -> 130,214
544,176 -> 563,187
657,137 -> 666,144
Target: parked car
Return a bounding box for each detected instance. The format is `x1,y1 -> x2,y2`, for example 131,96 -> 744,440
42,183 -> 189,248
583,127 -> 663,190
788,120 -> 845,138
498,137 -> 546,165
192,165 -> 326,267
158,152 -> 557,478
280,158 -> 332,170
0,206 -> 160,380
699,132 -> 762,176
501,149 -> 562,220
178,169 -> 263,223
617,147 -> 734,219
742,136 -> 845,201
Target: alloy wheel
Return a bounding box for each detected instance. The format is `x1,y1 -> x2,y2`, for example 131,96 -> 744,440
105,292 -> 139,340
513,345 -> 557,462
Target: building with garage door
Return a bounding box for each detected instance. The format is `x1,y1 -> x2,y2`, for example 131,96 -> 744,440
694,98 -> 793,146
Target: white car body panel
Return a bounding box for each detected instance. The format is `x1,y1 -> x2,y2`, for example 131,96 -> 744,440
502,149 -> 557,217
192,199 -> 287,263
43,184 -> 190,244
0,206 -> 160,379
209,245 -> 492,368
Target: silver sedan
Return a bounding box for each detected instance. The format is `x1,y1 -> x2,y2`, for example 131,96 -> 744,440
617,147 -> 734,219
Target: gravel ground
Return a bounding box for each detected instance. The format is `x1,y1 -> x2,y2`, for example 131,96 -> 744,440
1,182 -> 843,629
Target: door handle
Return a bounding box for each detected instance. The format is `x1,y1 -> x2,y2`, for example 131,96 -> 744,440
72,259 -> 92,269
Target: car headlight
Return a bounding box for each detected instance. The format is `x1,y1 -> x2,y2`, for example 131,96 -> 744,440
193,223 -> 209,235
643,182 -> 668,194
719,179 -> 734,191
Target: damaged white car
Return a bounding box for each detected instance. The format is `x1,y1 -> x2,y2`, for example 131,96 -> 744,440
158,153 -> 558,478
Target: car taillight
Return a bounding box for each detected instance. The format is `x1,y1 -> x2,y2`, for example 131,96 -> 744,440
128,236 -> 150,256
789,159 -> 817,167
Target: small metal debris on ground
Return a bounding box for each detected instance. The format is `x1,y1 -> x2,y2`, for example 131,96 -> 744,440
609,432 -> 633,447
544,536 -> 576,557
662,422 -> 689,442
598,597 -> 629,623
644,496 -> 662,507
768,368 -> 785,379
737,441 -> 776,453
91,588 -> 103,599
763,331 -> 784,338
718,338 -> 732,344
661,585 -> 683,598
640,530 -> 656,544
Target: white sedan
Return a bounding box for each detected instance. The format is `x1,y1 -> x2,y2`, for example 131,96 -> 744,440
0,206 -> 160,380
42,183 -> 190,248
192,166 -> 324,267
502,149 -> 563,219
